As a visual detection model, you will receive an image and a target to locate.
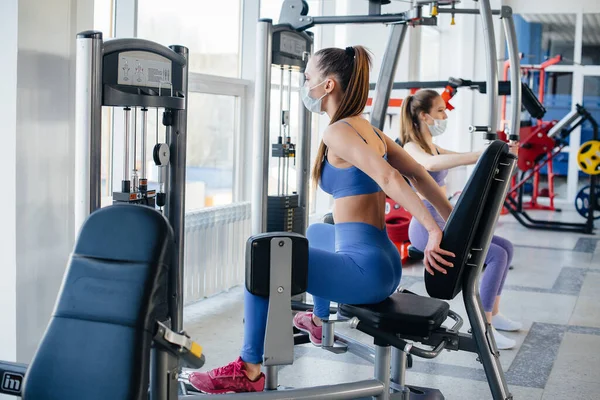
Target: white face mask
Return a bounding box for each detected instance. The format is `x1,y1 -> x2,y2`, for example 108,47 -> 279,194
301,80 -> 328,114
426,114 -> 448,137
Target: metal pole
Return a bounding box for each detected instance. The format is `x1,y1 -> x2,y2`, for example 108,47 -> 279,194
297,37 -> 313,235
74,31 -> 103,234
150,348 -> 171,400
141,108 -> 148,181
132,107 -> 138,190
123,107 -> 131,190
438,8 -> 501,15
265,366 -> 278,391
373,345 -> 391,400
502,8 -> 521,142
285,67 -> 292,195
278,67 -> 284,196
252,19 -> 273,235
370,24 -> 408,131
166,44 -> 189,335
480,0 -> 499,138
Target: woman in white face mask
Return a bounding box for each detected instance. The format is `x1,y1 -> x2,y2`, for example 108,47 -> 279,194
400,89 -> 522,350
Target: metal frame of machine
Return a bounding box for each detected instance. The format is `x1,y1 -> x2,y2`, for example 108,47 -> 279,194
73,31 -> 194,397
0,1 -> 524,400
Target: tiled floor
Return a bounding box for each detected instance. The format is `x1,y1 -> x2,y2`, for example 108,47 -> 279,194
182,208 -> 600,399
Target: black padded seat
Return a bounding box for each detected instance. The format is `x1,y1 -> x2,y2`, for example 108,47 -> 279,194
339,292 -> 450,338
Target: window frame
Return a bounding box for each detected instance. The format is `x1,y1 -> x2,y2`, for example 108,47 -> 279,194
187,73 -> 252,205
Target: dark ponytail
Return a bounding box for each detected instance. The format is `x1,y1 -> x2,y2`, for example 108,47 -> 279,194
311,45 -> 373,186
399,89 -> 440,155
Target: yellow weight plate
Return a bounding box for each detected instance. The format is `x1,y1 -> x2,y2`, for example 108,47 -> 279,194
577,140 -> 600,175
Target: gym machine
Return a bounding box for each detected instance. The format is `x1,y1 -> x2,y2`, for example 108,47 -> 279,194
0,142 -> 518,400
247,0 -> 518,399
0,3 -> 519,400
0,30 -> 206,400
503,105 -> 599,233
252,0 -> 438,312
251,0 -> 440,239
73,31 -> 205,397
253,22 -> 313,236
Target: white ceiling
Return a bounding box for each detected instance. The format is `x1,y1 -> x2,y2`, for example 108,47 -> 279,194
520,13 -> 600,46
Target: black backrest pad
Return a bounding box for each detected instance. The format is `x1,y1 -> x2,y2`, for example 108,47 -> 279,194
23,204 -> 174,400
246,232 -> 309,297
425,141 -> 515,300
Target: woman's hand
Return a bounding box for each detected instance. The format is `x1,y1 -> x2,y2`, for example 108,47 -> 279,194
508,142 -> 519,156
424,228 -> 455,275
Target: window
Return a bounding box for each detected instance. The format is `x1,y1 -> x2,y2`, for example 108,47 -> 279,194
96,0 -> 114,199
137,0 -> 242,77
541,72 -> 573,123
581,76 -> 600,147
582,14 -> 600,66
186,93 -> 238,210
515,14 -> 576,65
419,27 -> 440,81
94,0 -> 113,37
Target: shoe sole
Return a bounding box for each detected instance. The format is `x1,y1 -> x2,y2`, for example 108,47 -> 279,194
492,323 -> 522,332
293,320 -> 322,347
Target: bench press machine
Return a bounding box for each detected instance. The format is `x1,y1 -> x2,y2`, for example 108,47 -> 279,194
0,1 -> 518,398
0,141 -> 516,400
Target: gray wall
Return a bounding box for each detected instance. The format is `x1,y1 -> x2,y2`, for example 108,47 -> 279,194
15,0 -> 93,363
0,0 -> 19,366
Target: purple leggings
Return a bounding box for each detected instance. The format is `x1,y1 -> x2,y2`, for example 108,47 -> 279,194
408,200 -> 513,312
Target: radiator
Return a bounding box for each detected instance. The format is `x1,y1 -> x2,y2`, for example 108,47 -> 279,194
183,202 -> 251,305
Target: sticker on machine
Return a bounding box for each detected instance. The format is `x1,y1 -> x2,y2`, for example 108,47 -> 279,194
118,51 -> 172,90
1,372 -> 23,394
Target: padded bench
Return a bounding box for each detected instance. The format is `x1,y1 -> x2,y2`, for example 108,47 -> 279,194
339,292 -> 450,338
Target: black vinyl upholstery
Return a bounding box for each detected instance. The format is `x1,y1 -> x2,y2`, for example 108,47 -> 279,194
425,140 -> 511,300
339,292 -> 449,337
22,204 -> 173,400
246,232 -> 309,297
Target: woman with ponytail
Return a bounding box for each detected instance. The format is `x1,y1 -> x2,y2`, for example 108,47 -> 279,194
401,89 -> 521,350
189,48 -> 456,394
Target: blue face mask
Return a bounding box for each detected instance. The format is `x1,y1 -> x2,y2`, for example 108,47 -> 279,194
300,80 -> 328,114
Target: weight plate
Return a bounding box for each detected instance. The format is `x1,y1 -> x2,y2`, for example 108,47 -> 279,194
576,140 -> 600,175
574,185 -> 600,220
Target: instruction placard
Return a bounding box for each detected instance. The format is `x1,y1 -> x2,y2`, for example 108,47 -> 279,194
117,51 -> 172,90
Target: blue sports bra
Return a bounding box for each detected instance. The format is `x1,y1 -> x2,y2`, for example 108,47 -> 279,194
319,120 -> 388,199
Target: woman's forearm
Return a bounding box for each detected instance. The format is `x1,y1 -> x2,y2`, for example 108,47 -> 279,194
424,152 -> 480,171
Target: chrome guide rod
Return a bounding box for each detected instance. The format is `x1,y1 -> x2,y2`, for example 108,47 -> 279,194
479,0 -> 499,137
502,8 -> 522,142
74,31 -> 103,234
251,20 -> 273,235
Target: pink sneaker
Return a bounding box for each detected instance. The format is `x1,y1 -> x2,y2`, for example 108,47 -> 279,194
188,357 -> 265,394
293,312 -> 323,346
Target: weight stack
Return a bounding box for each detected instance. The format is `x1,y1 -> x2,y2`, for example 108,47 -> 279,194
267,194 -> 304,233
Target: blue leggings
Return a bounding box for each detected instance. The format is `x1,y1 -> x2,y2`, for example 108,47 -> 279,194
408,201 -> 514,312
240,222 -> 403,364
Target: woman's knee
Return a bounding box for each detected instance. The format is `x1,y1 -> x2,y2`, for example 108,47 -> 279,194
487,244 -> 509,268
493,235 -> 514,254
